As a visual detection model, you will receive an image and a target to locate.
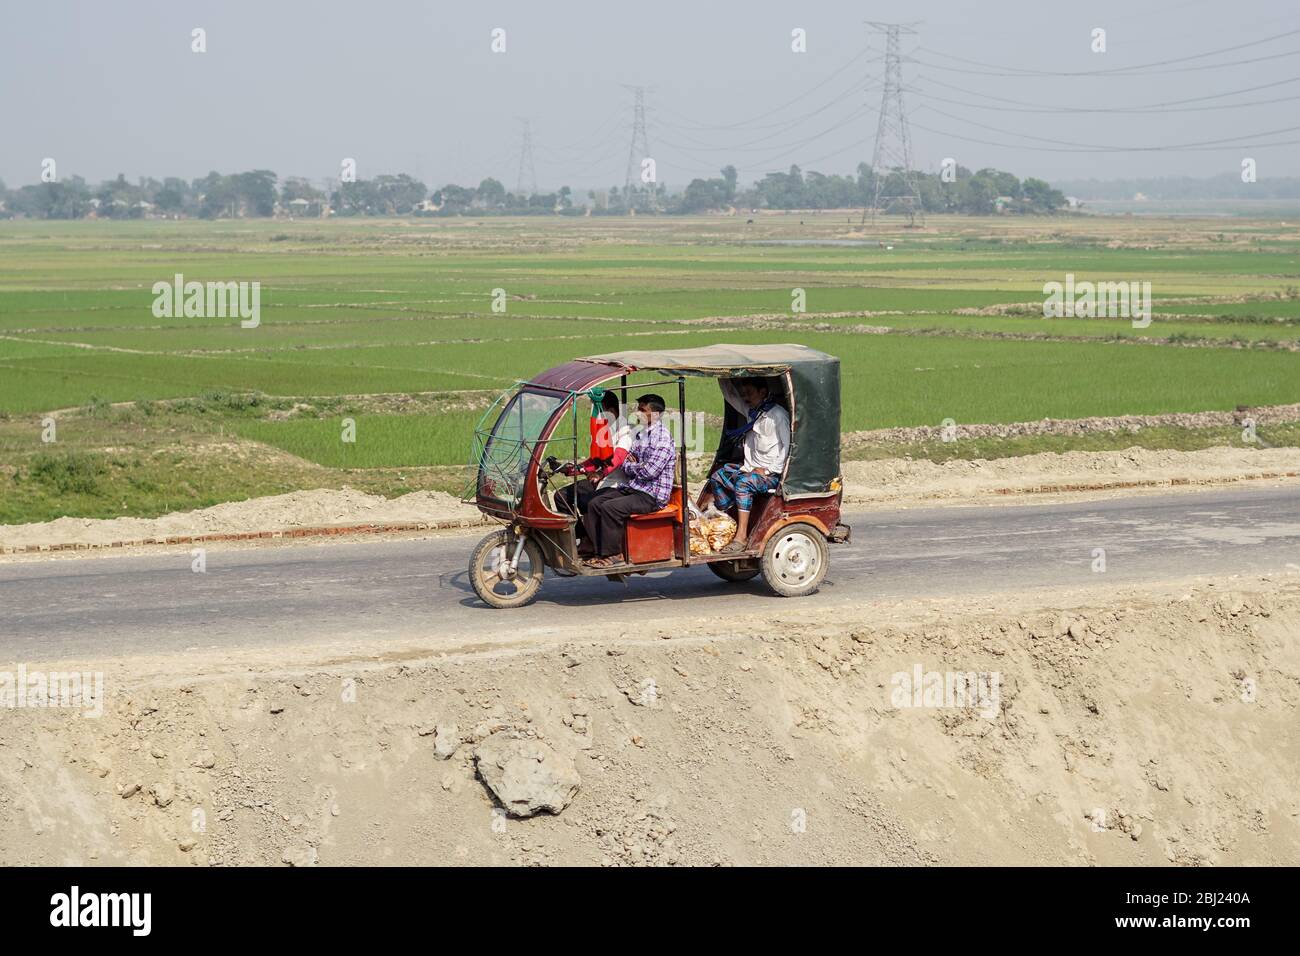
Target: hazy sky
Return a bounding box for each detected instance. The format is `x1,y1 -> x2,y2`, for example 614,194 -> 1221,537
4,0 -> 1299,191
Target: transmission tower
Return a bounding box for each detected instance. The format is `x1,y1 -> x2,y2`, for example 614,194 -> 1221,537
623,86 -> 653,209
864,21 -> 925,227
515,118 -> 538,197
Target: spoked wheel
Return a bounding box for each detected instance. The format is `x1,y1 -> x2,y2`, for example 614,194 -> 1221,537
707,560 -> 760,583
469,529 -> 545,608
760,523 -> 828,597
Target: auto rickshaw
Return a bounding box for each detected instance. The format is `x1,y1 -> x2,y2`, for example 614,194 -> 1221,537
465,343 -> 850,608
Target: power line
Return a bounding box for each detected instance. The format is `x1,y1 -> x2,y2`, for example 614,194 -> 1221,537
534,143 -> 625,187
913,25 -> 1300,77
910,41 -> 1300,78
910,106 -> 1300,153
912,120 -> 1300,153
660,126 -> 881,179
655,110 -> 878,178
465,23 -> 1300,188
778,132 -> 877,173
924,100 -> 1300,150
534,103 -> 628,156
657,46 -> 881,132
660,79 -> 883,152
913,85 -> 1300,115
658,101 -> 876,156
912,72 -> 1300,113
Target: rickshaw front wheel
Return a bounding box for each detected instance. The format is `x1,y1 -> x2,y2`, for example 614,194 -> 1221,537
470,529 -> 545,609
760,523 -> 829,598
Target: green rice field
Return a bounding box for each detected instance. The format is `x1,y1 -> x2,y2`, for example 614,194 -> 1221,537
1,214 -> 1297,521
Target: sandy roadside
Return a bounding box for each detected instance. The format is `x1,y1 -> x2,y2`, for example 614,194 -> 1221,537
841,445 -> 1300,508
3,445 -> 1298,556
2,571 -> 1296,866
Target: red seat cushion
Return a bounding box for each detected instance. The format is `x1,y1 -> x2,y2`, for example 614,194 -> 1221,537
627,486 -> 682,521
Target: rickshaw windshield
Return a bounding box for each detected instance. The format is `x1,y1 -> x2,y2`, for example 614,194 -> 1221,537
476,388 -> 569,506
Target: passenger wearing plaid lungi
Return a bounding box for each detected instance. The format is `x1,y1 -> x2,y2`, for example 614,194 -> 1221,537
700,377 -> 791,553
709,462 -> 781,512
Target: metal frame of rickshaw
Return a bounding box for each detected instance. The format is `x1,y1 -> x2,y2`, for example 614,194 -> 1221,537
515,369 -> 696,576
478,364 -> 809,577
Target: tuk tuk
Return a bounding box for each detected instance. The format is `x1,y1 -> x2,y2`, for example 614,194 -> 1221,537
466,343 -> 850,608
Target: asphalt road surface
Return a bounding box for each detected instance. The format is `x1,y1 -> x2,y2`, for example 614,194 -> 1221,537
2,486 -> 1297,661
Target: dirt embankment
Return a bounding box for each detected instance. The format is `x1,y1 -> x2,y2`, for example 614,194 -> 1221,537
2,576 -> 1296,866
3,445 -> 1299,554
841,445 -> 1300,508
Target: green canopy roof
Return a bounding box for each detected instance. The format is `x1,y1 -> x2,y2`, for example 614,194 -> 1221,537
585,343 -> 835,375
582,344 -> 840,497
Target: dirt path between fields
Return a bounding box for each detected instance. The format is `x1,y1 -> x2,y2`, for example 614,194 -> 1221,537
844,402 -> 1300,446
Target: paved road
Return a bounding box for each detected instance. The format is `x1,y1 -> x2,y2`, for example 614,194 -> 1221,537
2,486 -> 1297,661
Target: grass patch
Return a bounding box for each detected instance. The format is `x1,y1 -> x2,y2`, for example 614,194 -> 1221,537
229,411 -> 491,468
28,450 -> 108,495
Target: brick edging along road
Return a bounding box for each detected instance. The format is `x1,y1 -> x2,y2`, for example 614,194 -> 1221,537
1,515 -> 492,555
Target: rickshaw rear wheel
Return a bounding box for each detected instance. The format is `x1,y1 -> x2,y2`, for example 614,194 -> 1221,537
707,560 -> 760,583
470,529 -> 545,609
760,523 -> 829,598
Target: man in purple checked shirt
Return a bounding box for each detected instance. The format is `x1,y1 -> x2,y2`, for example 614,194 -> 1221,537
581,393 -> 676,568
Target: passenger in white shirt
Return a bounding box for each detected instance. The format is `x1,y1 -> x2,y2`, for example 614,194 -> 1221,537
699,377 -> 791,552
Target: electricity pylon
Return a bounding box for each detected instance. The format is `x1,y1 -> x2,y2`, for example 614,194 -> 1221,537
864,21 -> 925,227
623,85 -> 653,209
515,118 -> 538,197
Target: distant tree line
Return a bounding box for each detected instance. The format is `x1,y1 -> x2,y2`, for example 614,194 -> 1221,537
0,161 -> 1068,219
0,171 -> 284,220
676,163 -> 1067,215
1051,172 -> 1300,201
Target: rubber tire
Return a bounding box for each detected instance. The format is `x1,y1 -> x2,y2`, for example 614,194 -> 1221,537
760,523 -> 829,597
707,560 -> 761,583
469,530 -> 545,609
